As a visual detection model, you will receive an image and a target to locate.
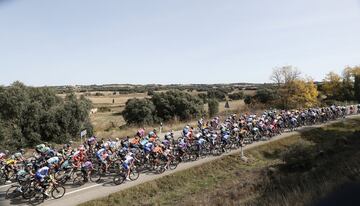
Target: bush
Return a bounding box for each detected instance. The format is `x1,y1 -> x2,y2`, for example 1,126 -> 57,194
207,89 -> 227,101
228,92 -> 244,100
198,93 -> 208,103
244,95 -> 253,105
122,90 -> 204,125
122,98 -> 156,125
254,88 -> 277,104
208,98 -> 219,117
95,92 -> 104,96
152,90 -> 204,122
147,89 -> 155,96
0,82 -> 93,151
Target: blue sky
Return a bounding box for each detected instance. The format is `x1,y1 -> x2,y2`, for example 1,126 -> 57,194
0,0 -> 359,86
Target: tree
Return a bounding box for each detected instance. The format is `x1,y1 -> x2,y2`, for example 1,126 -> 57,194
352,67 -> 360,103
122,98 -> 156,125
152,90 -> 203,121
254,88 -> 277,104
0,82 -> 93,150
271,66 -> 301,87
270,66 -> 318,109
289,79 -> 319,108
228,92 -> 244,100
122,90 -> 204,125
208,98 -> 219,117
322,72 -> 342,100
207,89 -> 227,101
244,95 -> 253,105
354,75 -> 360,103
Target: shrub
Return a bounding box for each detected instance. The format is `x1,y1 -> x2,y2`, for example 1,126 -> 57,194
95,92 -> 104,96
122,90 -> 204,125
0,82 -> 93,151
244,95 -> 253,105
122,98 -> 156,125
208,98 -> 219,117
207,89 -> 227,101
228,92 -> 244,100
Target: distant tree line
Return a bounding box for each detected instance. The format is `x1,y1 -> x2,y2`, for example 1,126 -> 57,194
0,82 -> 93,151
55,83 -> 258,96
244,65 -> 360,109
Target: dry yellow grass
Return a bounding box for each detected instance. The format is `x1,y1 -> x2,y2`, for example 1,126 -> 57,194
57,92 -> 148,107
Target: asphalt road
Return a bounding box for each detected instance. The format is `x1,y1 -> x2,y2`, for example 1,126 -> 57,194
0,115 -> 359,206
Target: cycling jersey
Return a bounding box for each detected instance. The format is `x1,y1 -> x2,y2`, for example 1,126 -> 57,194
197,138 -> 206,145
122,154 -> 134,170
35,166 -> 49,181
81,161 -> 93,170
144,142 -> 153,153
6,159 -> 16,165
153,146 -> 163,154
0,152 -> 5,160
61,160 -> 71,170
47,156 -> 60,166
87,137 -> 97,145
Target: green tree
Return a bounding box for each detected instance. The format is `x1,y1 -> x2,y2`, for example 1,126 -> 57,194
228,92 -> 244,100
244,95 -> 253,105
208,98 -> 219,117
122,98 -> 156,125
207,89 -> 227,101
0,82 -> 93,150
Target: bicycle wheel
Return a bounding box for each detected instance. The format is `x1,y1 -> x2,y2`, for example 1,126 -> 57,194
189,154 -> 198,161
51,185 -> 66,199
73,176 -> 84,187
22,186 -> 34,200
113,173 -> 125,185
89,170 -> 101,183
169,160 -> 179,170
129,169 -> 139,181
155,166 -> 165,174
29,190 -> 45,205
6,185 -> 21,199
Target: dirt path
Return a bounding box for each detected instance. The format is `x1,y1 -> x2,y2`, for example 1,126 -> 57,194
1,115 -> 359,206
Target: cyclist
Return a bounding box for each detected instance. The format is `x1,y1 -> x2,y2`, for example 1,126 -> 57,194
122,152 -> 136,181
96,146 -> 111,172
35,165 -> 56,197
72,145 -> 86,168
80,161 -> 93,182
